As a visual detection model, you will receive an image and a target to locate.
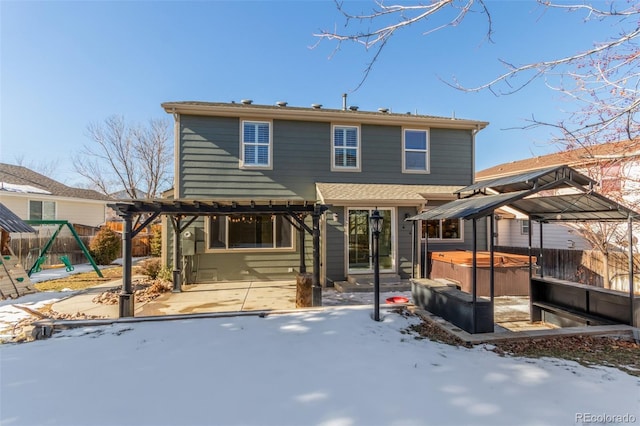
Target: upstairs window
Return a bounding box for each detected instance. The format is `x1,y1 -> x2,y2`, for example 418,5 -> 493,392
29,200 -> 55,220
241,121 -> 271,169
403,129 -> 429,173
332,125 -> 360,171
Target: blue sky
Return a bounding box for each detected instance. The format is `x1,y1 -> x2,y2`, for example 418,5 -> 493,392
1,0 -> 618,185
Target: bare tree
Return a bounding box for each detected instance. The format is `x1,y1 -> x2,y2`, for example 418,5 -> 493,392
13,155 -> 60,181
317,0 -> 640,289
316,1 -> 639,141
75,115 -> 172,199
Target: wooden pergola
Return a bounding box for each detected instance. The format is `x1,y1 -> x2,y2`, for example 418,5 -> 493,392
108,199 -> 329,317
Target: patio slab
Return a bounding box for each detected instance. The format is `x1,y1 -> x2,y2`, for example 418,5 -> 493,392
51,280 -> 297,318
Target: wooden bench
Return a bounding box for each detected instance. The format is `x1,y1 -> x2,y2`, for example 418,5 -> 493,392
532,301 -> 616,327
531,277 -> 639,327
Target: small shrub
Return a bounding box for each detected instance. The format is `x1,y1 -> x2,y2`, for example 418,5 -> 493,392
150,226 -> 162,257
140,258 -> 162,279
157,266 -> 173,282
89,227 -> 121,265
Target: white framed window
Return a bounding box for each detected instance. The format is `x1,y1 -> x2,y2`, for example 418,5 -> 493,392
520,220 -> 529,235
403,128 -> 429,173
207,214 -> 293,251
29,200 -> 55,220
422,218 -> 462,240
332,125 -> 360,171
240,120 -> 272,169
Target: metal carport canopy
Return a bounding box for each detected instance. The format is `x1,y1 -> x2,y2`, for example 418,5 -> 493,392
407,190 -> 638,222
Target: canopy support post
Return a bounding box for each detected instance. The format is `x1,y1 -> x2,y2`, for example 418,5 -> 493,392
629,215 -> 635,327
472,218 -> 477,334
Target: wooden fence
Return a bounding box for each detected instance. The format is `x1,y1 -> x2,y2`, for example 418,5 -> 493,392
104,221 -> 161,258
495,246 -> 640,292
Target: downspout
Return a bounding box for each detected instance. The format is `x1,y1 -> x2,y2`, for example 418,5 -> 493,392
471,125 -> 481,183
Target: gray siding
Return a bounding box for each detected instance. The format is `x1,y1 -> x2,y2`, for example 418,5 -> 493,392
324,207 -> 346,285
397,206 -> 416,279
179,115 -> 475,199
177,114 -> 476,284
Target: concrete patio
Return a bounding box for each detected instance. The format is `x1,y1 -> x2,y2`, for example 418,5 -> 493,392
51,279 -> 298,319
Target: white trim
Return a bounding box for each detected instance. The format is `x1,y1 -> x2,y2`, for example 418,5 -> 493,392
174,113 -> 181,198
402,128 -> 430,174
239,119 -> 273,170
331,124 -> 361,172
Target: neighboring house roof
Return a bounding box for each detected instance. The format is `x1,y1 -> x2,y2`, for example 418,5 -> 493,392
162,101 -> 489,131
476,139 -> 640,180
0,163 -> 111,201
316,183 -> 461,206
0,203 -> 35,233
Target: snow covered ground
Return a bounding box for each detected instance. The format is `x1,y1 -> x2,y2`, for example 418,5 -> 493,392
1,304 -> 639,425
1,264 -> 638,425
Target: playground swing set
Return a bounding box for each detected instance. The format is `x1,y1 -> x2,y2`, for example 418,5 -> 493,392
24,220 -> 103,278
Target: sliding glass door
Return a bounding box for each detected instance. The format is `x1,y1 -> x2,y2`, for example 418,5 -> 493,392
348,208 -> 394,273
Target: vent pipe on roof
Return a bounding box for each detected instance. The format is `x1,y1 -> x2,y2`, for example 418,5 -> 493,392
342,93 -> 347,111
311,104 -> 322,109
241,99 -> 253,105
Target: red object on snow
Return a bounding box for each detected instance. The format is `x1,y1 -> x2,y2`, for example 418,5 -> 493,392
385,296 -> 409,304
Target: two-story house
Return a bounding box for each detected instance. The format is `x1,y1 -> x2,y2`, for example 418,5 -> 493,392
161,100 -> 488,286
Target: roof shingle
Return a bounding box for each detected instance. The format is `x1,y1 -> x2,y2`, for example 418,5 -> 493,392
0,163 -> 112,201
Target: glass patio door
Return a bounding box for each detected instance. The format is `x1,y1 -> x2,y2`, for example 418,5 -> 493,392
348,208 -> 393,273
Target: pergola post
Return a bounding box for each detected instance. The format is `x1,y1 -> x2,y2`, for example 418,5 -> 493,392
312,205 -> 322,307
299,220 -> 306,274
119,212 -> 134,318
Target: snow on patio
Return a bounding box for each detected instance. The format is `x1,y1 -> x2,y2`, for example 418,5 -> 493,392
1,305 -> 638,426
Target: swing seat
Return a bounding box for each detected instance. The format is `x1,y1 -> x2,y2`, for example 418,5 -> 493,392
60,255 -> 74,272
34,256 -> 47,273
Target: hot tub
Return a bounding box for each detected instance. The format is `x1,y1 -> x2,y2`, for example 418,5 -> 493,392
429,251 -> 535,297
